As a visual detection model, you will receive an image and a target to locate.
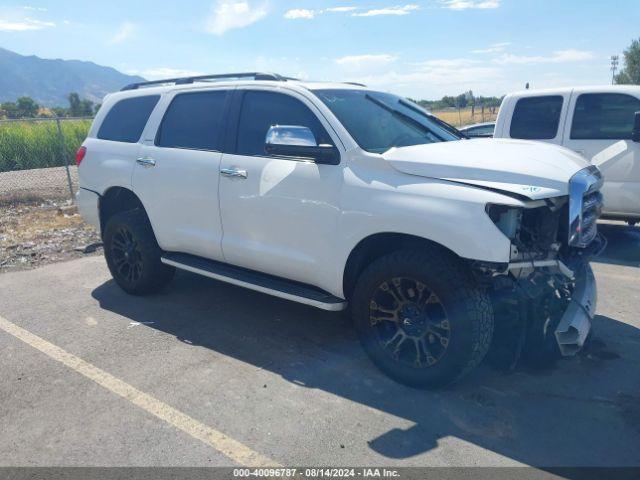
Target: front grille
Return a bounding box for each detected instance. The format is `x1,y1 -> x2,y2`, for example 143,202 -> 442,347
568,166 -> 604,248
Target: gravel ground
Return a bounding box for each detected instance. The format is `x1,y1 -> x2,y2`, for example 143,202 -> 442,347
0,200 -> 101,272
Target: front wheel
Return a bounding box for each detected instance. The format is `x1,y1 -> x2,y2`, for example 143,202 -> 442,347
351,249 -> 493,389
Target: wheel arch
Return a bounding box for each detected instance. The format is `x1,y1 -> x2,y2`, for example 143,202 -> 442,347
342,232 -> 461,301
99,186 -> 147,235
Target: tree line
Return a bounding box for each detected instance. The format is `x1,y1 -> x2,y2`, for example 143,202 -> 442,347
0,93 -> 100,120
615,37 -> 640,84
414,92 -> 503,113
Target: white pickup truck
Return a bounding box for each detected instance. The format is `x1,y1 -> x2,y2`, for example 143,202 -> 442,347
77,73 -> 604,388
494,85 -> 640,225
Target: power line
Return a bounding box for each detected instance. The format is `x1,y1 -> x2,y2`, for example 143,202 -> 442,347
610,55 -> 619,85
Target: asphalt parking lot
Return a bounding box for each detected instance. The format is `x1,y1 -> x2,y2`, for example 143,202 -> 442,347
1,222 -> 639,468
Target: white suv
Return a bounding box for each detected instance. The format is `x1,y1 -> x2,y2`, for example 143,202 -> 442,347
77,72 -> 604,388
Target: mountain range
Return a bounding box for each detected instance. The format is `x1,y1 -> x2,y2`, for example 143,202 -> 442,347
0,47 -> 145,107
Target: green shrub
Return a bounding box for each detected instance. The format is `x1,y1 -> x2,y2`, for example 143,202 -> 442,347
0,119 -> 92,172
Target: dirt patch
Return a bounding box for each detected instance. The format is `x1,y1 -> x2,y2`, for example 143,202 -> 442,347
0,200 -> 101,273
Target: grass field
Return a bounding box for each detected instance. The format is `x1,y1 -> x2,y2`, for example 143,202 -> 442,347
431,108 -> 498,127
0,119 -> 91,173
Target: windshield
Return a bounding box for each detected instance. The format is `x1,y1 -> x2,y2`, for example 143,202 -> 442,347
314,89 -> 462,153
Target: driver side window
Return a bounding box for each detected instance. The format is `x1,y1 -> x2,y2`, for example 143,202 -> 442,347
235,91 -> 333,157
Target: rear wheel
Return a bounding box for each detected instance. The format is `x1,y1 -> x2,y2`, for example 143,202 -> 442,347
352,249 -> 493,389
103,209 -> 174,295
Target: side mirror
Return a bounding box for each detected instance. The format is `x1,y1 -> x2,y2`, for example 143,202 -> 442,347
264,125 -> 339,165
633,111 -> 640,143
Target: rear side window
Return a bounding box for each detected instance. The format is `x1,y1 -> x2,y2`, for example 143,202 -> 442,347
156,91 -> 227,151
236,91 -> 332,156
510,95 -> 563,140
98,95 -> 160,143
570,93 -> 640,140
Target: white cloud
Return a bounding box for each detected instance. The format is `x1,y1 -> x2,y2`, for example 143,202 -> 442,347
413,58 -> 481,68
441,0 -> 500,10
335,54 -> 397,69
109,21 -> 135,44
351,61 -> 503,99
284,6 -> 359,20
284,8 -> 315,19
325,6 -> 357,12
206,1 -> 268,35
126,67 -> 205,80
23,6 -> 48,12
0,17 -> 54,31
472,42 -> 510,54
353,4 -> 419,17
494,49 -> 595,65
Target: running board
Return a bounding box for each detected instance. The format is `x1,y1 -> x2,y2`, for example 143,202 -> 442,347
161,253 -> 347,312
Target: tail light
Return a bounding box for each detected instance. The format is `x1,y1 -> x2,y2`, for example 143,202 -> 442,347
75,146 -> 87,166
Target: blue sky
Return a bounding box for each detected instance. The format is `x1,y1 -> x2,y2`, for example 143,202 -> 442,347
0,0 -> 638,99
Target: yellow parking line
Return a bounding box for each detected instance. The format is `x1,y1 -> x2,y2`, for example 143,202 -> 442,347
0,314 -> 279,467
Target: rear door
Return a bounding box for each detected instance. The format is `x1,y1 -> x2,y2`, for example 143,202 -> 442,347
133,88 -> 230,260
563,92 -> 640,217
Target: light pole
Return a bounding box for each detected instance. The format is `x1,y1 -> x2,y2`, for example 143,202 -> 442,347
611,55 -> 619,85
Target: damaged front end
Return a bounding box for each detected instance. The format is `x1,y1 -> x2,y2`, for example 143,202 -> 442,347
476,166 -> 605,368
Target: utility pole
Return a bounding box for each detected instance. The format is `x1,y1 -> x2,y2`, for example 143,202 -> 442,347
610,55 -> 619,85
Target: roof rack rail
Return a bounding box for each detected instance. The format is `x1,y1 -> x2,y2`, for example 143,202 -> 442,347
121,72 -> 290,91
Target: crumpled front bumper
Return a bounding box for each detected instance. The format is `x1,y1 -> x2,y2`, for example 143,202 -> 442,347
554,264 -> 597,356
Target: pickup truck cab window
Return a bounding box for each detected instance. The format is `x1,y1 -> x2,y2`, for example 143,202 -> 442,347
235,90 -> 333,157
156,90 -> 228,151
314,89 -> 459,153
570,93 -> 640,140
510,95 -> 563,140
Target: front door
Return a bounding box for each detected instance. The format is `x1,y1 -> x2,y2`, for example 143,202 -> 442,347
563,92 -> 640,217
133,89 -> 229,260
218,88 -> 344,289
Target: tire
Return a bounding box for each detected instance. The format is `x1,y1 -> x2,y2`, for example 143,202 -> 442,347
351,249 -> 493,389
485,275 -> 527,371
520,297 -> 562,368
103,209 -> 175,295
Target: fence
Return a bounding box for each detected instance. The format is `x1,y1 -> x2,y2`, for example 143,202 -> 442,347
0,117 -> 92,203
430,107 -> 499,127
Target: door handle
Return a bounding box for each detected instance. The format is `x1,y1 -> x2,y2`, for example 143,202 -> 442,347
136,157 -> 156,168
220,167 -> 248,179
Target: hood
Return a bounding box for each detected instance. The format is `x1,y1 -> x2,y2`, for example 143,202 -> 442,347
383,138 -> 590,200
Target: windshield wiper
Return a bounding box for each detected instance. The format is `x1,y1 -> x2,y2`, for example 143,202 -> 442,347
364,94 -> 446,141
398,99 -> 467,139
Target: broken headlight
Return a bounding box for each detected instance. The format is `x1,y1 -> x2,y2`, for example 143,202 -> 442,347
486,204 -> 523,240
